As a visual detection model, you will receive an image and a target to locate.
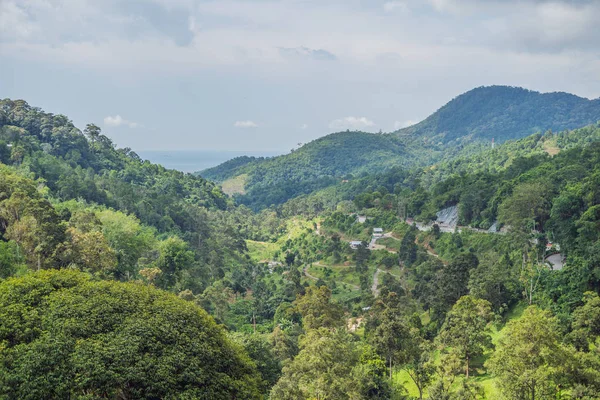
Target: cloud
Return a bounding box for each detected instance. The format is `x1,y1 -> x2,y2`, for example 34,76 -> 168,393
103,115 -> 139,128
300,123 -> 308,129
279,46 -> 337,61
394,120 -> 416,130
383,1 -> 409,13
234,120 -> 259,128
329,117 -> 376,131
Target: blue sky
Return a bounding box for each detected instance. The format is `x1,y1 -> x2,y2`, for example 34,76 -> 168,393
1,0 -> 599,151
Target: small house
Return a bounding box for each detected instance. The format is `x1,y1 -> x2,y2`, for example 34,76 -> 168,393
357,215 -> 367,224
373,228 -> 384,237
350,241 -> 363,249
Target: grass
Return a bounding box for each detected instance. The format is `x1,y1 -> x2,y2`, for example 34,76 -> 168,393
246,240 -> 278,262
377,236 -> 401,251
221,174 -> 248,196
542,140 -> 560,156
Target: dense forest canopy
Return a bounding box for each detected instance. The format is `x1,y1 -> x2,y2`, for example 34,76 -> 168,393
2,96 -> 600,398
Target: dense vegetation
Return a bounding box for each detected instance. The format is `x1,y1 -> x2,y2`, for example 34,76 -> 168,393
200,86 -> 600,210
0,270 -> 262,399
398,86 -> 600,144
2,96 -> 600,398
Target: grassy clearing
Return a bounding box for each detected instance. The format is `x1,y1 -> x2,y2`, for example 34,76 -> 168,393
221,174 -> 248,196
308,263 -> 362,288
246,240 -> 278,262
542,140 -> 560,156
377,236 -> 401,252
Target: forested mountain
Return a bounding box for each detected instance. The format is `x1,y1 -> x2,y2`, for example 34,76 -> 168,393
201,86 -> 600,210
397,86 -> 600,144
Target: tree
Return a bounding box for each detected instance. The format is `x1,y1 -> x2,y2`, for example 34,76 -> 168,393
270,328 -> 392,399
431,253 -> 478,320
294,286 -> 344,331
0,270 -> 262,399
0,241 -> 23,278
229,332 -> 282,393
498,181 -> 553,233
438,296 -> 493,378
64,227 -> 118,274
468,252 -> 519,311
399,227 -> 418,266
83,123 -> 101,144
486,306 -> 570,399
369,293 -> 414,380
568,291 -> 600,351
154,236 -> 195,290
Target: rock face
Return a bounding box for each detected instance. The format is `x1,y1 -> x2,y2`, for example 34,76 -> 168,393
436,205 -> 459,228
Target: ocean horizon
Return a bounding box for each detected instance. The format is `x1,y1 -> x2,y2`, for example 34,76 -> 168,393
137,150 -> 283,173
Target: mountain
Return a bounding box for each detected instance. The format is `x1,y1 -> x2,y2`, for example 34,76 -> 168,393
397,85 -> 600,144
200,86 -> 600,210
200,131 -> 434,210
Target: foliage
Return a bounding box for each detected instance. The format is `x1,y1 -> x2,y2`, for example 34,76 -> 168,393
270,328 -> 393,399
486,306 -> 571,399
438,296 -> 493,378
0,270 -> 262,399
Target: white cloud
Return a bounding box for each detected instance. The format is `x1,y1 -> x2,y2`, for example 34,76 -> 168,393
300,123 -> 308,129
383,1 -> 409,13
394,120 -> 416,130
329,117 -> 375,131
104,115 -> 139,128
234,120 -> 259,128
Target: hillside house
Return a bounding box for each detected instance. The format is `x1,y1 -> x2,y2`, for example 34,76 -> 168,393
350,241 -> 363,249
373,228 -> 384,237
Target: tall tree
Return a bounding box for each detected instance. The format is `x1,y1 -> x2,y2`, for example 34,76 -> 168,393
486,306 -> 570,399
270,328 -> 391,399
294,286 -> 344,331
438,296 -> 493,378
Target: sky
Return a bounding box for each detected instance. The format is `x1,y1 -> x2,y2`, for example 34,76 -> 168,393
1,0 -> 600,152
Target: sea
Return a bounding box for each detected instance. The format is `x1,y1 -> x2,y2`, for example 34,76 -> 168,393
137,150 -> 282,174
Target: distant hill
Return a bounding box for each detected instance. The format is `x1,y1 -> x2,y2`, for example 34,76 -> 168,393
200,86 -> 600,210
397,86 -> 600,144
200,131 -> 429,209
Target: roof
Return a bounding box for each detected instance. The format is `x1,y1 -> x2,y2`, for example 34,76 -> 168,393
373,228 -> 383,232
350,241 -> 363,245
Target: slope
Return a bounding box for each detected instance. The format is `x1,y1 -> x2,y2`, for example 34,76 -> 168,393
397,85 -> 600,144
200,86 -> 600,210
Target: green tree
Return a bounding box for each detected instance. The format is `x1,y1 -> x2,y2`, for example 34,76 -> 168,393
154,236 -> 195,290
294,286 -> 344,331
438,296 -> 493,378
270,328 -> 392,399
0,270 -> 262,399
370,293 -> 413,380
486,306 -> 570,399
498,181 -> 553,233
229,332 -> 282,393
568,291 -> 600,351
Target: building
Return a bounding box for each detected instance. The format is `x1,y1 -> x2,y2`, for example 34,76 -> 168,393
350,241 -> 363,249
373,228 -> 384,237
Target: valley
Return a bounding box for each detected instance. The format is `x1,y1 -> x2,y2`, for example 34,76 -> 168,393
1,89 -> 600,399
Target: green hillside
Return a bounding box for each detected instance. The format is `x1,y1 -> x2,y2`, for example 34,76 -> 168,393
200,86 -> 600,210
398,85 -> 600,144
